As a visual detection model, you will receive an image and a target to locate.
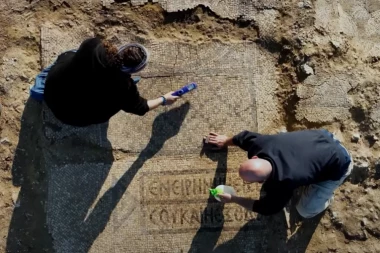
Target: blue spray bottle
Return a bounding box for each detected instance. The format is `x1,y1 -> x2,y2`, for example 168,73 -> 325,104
172,82 -> 198,96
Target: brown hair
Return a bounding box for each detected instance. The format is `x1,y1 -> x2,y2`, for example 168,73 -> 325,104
102,41 -> 145,69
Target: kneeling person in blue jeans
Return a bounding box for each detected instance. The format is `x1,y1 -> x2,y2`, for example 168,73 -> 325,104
205,129 -> 352,218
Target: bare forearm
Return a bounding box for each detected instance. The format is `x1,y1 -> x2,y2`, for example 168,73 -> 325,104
147,91 -> 179,111
147,97 -> 164,111
231,195 -> 255,211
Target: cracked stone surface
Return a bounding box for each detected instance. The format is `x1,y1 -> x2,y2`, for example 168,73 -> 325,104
296,73 -> 354,123
40,24 -> 280,252
131,0 -> 281,37
315,0 -> 380,60
131,0 -> 282,19
370,103 -> 380,128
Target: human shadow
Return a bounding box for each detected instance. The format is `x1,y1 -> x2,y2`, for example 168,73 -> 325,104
285,188 -> 325,253
211,189 -> 324,253
6,98 -> 55,253
208,181 -> 289,253
285,198 -> 324,253
81,102 -> 190,251
211,212 -> 286,253
285,214 -> 324,253
6,100 -> 190,253
188,147 -> 228,253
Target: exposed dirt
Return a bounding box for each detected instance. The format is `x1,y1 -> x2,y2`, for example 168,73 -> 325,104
1,0 -> 380,252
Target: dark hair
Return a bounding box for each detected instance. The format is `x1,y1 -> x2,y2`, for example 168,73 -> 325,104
102,41 -> 145,69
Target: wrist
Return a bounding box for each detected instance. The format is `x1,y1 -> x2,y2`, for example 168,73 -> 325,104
226,137 -> 234,146
160,96 -> 166,106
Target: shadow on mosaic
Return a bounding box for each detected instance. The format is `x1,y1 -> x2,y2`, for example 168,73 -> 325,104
6,100 -> 321,253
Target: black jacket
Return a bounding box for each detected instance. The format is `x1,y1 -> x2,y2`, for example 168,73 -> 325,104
44,37 -> 149,127
232,130 -> 350,215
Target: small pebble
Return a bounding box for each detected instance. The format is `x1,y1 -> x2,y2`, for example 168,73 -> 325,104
351,133 -> 360,143
300,64 -> 314,75
12,192 -> 20,207
361,218 -> 368,226
330,40 -> 341,49
0,138 -> 11,146
303,0 -> 312,8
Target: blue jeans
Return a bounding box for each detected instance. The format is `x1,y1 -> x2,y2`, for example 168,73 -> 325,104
30,50 -> 77,102
296,129 -> 353,218
321,129 -> 352,172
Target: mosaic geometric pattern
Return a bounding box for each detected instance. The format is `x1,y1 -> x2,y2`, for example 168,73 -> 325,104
108,62 -> 259,154
41,24 -> 278,152
88,154 -> 267,253
40,22 -> 93,68
131,0 -> 282,20
296,73 -> 354,123
44,148 -> 269,253
40,23 -> 280,253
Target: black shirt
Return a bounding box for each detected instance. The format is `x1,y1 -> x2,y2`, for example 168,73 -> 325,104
232,130 -> 350,215
44,37 -> 149,127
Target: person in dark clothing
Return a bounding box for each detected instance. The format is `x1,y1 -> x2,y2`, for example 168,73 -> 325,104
32,37 -> 179,126
205,129 -> 353,218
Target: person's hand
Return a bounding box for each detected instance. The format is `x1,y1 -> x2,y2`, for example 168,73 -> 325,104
218,193 -> 233,203
163,91 -> 179,105
206,132 -> 229,148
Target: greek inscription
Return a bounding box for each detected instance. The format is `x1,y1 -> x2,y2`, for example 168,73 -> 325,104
142,171 -> 259,204
149,181 -> 158,196
146,204 -> 257,231
190,208 -> 200,224
141,170 -> 261,233
150,209 -> 158,225
172,180 -> 181,195
160,209 -> 169,224
180,208 -> 189,225
185,179 -> 192,195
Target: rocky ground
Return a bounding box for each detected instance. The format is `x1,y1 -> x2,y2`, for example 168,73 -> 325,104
0,0 -> 380,252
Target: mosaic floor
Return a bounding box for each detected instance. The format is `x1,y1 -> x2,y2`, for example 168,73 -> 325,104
40,23 -> 280,252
